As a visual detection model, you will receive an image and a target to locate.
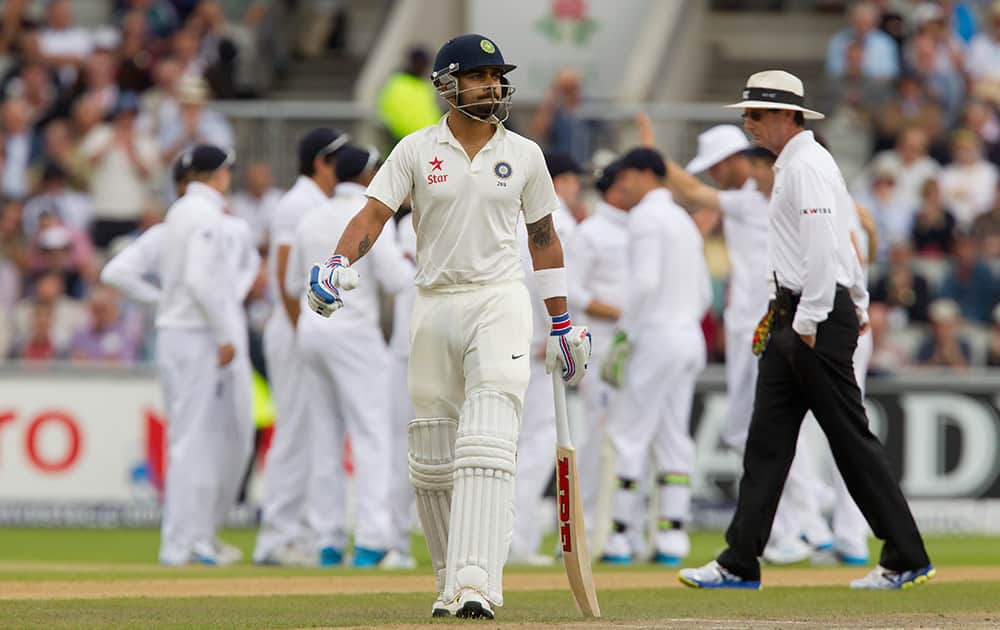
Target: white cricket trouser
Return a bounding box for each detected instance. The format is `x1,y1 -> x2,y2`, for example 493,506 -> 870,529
156,328 -> 227,564
254,317 -> 315,560
575,332 -> 615,543
389,352 -> 415,553
722,321 -> 757,450
510,356 -> 556,558
408,281 -> 532,604
213,328 -> 255,533
830,330 -> 873,557
297,317 -> 392,551
609,325 -> 705,522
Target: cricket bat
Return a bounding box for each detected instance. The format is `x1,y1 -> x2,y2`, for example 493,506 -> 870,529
552,373 -> 601,618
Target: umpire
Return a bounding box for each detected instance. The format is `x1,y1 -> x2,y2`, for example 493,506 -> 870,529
680,71 -> 933,590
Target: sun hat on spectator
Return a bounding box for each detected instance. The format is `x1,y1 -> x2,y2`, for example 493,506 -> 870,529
176,75 -> 211,104
38,225 -> 72,250
686,124 -> 752,174
929,298 -> 961,323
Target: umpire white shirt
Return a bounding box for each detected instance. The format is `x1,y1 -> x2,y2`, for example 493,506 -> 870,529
718,178 -> 770,328
155,182 -> 231,343
770,130 -> 869,335
267,175 -> 329,324
365,115 -> 558,289
622,188 -> 711,331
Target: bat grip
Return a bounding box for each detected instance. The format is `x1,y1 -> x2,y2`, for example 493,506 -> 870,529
552,372 -> 573,450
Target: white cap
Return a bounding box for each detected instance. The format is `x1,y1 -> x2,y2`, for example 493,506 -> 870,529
38,225 -> 72,250
724,69 -> 825,120
929,298 -> 961,323
685,125 -> 752,174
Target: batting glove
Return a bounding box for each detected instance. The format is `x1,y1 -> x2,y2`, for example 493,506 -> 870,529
545,313 -> 592,386
600,331 -> 630,388
307,255 -> 360,317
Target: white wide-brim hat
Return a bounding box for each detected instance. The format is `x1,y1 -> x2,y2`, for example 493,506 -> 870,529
724,70 -> 825,120
686,124 -> 752,174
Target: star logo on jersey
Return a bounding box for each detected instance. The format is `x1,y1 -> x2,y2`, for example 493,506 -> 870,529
427,156 -> 447,185
429,156 -> 444,171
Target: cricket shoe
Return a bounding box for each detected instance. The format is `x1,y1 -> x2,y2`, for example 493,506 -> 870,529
454,588 -> 495,619
653,529 -> 690,567
319,546 -> 344,567
599,532 -> 633,565
191,542 -> 225,566
431,594 -> 461,618
379,549 -> 417,569
763,536 -> 812,565
850,564 -> 936,589
255,542 -> 318,567
679,561 -> 762,590
214,539 -> 243,565
352,546 -> 387,568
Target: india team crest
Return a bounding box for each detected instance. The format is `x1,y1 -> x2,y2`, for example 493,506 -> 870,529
494,161 -> 513,179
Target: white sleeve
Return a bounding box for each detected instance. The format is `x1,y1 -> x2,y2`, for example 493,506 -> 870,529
373,219 -> 415,296
232,225 -> 261,302
185,217 -> 231,344
521,143 -> 559,224
283,229 -> 308,301
100,229 -> 163,305
791,165 -> 839,337
565,227 -> 595,313
365,136 -> 415,212
621,206 -> 661,333
718,189 -> 767,225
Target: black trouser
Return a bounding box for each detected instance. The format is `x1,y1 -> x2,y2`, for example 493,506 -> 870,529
717,286 -> 930,580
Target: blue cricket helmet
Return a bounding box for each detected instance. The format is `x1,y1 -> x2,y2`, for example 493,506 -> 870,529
431,34 -> 516,124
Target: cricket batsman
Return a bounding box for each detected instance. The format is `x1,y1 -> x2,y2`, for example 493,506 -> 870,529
306,33 -> 591,619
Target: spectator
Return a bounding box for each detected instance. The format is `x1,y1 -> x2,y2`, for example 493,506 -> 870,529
137,56 -> 183,141
940,229 -> 997,323
377,47 -> 442,144
76,50 -> 121,121
826,1 -> 900,80
230,161 -> 280,249
916,298 -> 972,367
0,199 -> 28,356
938,129 -> 999,229
116,10 -> 156,94
12,270 -> 84,358
966,1 -> 1000,84
873,74 -> 947,151
825,38 -> 892,113
37,118 -> 87,189
907,30 -> 965,125
960,100 -> 1000,166
13,302 -> 62,360
156,75 -> 233,167
867,301 -> 909,374
971,181 -> 1000,258
189,0 -> 260,98
1,61 -> 69,131
0,0 -> 32,61
859,157 -> 912,260
79,92 -> 161,248
28,218 -> 96,298
871,240 -> 932,323
986,303 -> 1000,366
530,69 -> 605,166
169,27 -> 203,79
910,2 -> 966,77
1,97 -> 34,199
115,0 -> 181,42
22,161 -> 93,236
941,0 -> 978,45
911,177 -> 957,255
37,0 -> 93,89
861,126 -> 940,214
69,285 -> 141,363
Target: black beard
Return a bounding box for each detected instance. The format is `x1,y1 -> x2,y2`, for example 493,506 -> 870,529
457,92 -> 500,119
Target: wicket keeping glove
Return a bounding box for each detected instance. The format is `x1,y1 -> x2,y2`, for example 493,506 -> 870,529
545,313 -> 592,386
307,254 -> 360,317
600,331 -> 631,388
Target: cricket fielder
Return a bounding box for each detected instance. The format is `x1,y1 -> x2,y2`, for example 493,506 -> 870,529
254,128 -> 349,567
102,148 -> 258,565
306,34 -> 591,619
286,145 -> 411,566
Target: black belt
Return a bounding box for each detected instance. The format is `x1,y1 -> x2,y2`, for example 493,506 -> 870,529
772,283 -> 849,329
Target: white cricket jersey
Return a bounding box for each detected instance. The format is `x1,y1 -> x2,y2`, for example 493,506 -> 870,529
365,115 -> 558,289
155,183 -> 231,342
388,212 -> 417,358
287,182 -> 412,329
717,178 -> 770,328
267,175 -> 330,327
769,130 -> 869,335
565,200 -> 628,354
622,188 -> 711,331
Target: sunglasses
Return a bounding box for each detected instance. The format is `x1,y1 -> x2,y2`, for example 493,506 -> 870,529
741,109 -> 780,122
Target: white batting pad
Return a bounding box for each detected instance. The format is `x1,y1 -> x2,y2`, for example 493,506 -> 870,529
408,417 -> 458,594
444,391 -> 520,606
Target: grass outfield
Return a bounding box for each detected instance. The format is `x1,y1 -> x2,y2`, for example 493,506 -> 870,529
0,529 -> 998,628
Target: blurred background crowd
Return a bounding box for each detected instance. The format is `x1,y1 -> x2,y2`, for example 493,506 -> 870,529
3,0 -> 1000,378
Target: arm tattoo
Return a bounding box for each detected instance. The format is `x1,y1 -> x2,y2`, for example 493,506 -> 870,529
358,235 -> 372,258
527,215 -> 554,249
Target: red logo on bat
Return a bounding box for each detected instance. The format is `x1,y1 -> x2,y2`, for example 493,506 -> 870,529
558,456 -> 572,552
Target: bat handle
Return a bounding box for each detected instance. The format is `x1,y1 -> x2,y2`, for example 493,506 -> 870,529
552,372 -> 573,450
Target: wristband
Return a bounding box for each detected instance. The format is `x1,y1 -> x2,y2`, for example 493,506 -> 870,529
534,267 -> 567,300
551,312 -> 572,336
